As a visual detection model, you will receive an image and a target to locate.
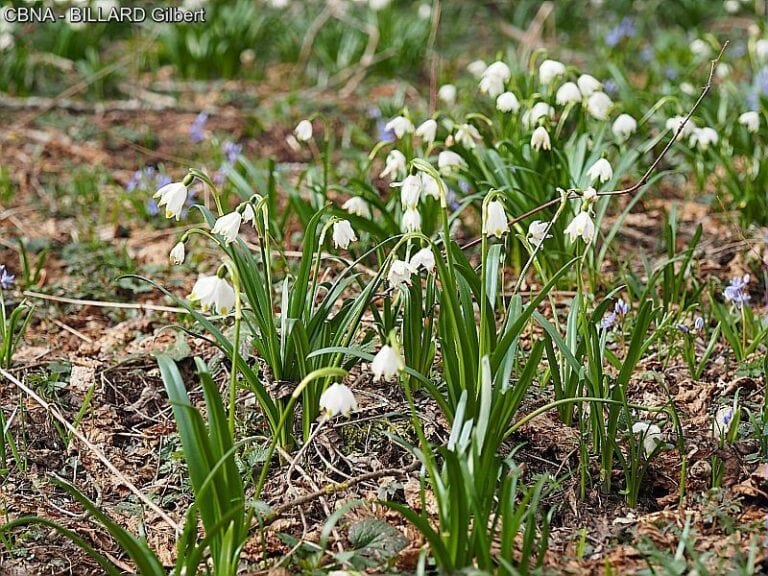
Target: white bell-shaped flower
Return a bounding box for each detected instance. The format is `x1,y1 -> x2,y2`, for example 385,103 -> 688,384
211,211 -> 243,244
527,220 -> 552,248
371,345 -> 404,381
632,422 -> 663,457
169,242 -> 185,265
385,116 -> 415,139
556,82 -> 582,106
564,211 -> 596,244
612,114 -> 637,140
342,197 -> 371,218
155,181 -> 189,220
738,111 -> 760,133
380,149 -> 407,179
319,383 -> 358,417
483,200 -> 509,238
294,119 -> 313,142
586,92 -> 612,121
576,74 -> 602,97
388,259 -> 417,288
496,91 -> 520,113
539,59 -> 566,85
415,119 -> 438,143
401,208 -> 422,233
189,275 -> 236,315
531,126 -> 551,151
332,220 -> 357,249
586,158 -> 613,183
410,247 -> 435,273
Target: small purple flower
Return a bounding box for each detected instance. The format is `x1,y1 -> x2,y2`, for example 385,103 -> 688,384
677,323 -> 690,334
190,112 -> 209,143
605,17 -> 636,48
724,274 -> 751,308
377,119 -> 395,143
213,171 -> 226,187
155,174 -> 172,189
694,316 -> 705,331
222,140 -> 242,165
0,265 -> 14,290
145,198 -> 159,216
614,298 -> 630,316
639,46 -> 653,63
603,80 -> 619,97
600,311 -> 618,330
664,68 -> 678,81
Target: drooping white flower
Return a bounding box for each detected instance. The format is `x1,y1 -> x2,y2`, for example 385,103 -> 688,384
738,111 -> 760,133
713,405 -> 736,438
467,59 -> 488,78
577,74 -> 602,97
420,173 -> 441,200
666,115 -> 697,140
586,158 -> 613,183
612,113 -> 638,140
522,102 -> 554,128
438,84 -> 457,106
319,383 -> 358,417
564,211 -> 596,244
400,175 -> 422,208
294,119 -> 313,142
689,127 -> 718,150
437,150 -> 467,175
689,38 -> 711,59
480,61 -> 511,97
531,126 -> 551,151
169,242 -> 186,265
416,119 -> 438,143
716,63 -> 731,79
724,0 -> 739,12
332,220 -> 357,249
483,200 -> 509,238
401,208 -> 422,232
418,2 -> 432,19
154,181 -> 189,220
539,59 -> 566,85
410,247 -> 435,272
586,91 -> 613,120
369,0 -> 391,11
388,259 -> 417,288
242,203 -> 256,226
495,92 -> 520,114
342,196 -> 371,218
583,186 -> 598,205
454,123 -> 481,149
385,116 -> 415,139
380,149 -> 407,179
527,220 -> 552,248
756,39 -> 768,63
189,275 -> 236,315
632,422 -> 663,457
371,345 -> 404,381
211,211 -> 243,244
556,82 -> 582,106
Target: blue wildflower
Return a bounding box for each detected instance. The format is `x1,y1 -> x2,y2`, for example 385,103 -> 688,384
600,311 -> 618,330
222,141 -> 242,165
614,298 -> 630,316
605,17 -> 636,48
0,265 -> 14,290
190,112 -> 208,143
694,316 -> 705,331
723,275 -> 751,308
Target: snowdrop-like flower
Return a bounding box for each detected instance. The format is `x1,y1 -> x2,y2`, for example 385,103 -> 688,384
154,181 -> 189,220
564,211 -> 595,244
689,38 -> 711,59
189,275 -> 236,315
587,158 -> 613,183
416,119 -> 438,143
388,259 -> 417,288
169,242 -> 185,265
0,265 -> 14,290
483,200 -> 509,238
522,102 -> 554,128
577,74 -> 602,97
480,61 -> 511,97
385,116 -> 415,139
380,149 -> 407,179
612,113 -> 637,140
496,91 -> 520,113
723,274 -> 750,308
713,405 -> 736,438
666,115 -> 697,140
211,211 -> 242,244
438,150 -> 467,175
400,175 -> 422,208
689,127 -> 718,150
531,126 -> 551,151
401,208 -> 422,232
756,39 -> 768,63
371,345 -> 404,381
738,111 -> 760,133
556,82 -> 582,106
586,91 -> 612,120
438,84 -> 457,106
527,220 -> 552,248
294,119 -> 313,142
539,59 -> 566,85
467,59 -> 488,78
455,123 -> 481,149
242,203 -> 256,226
632,422 -> 663,457
332,220 -> 357,249
319,383 -> 358,417
369,0 -> 391,10
410,247 -> 435,272
420,173 -> 441,200
582,186 -> 598,205
342,196 -> 371,218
